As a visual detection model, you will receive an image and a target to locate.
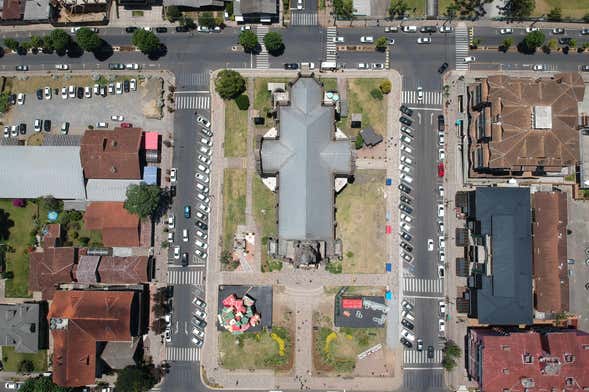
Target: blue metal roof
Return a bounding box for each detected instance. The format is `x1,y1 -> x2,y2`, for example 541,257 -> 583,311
143,166 -> 158,185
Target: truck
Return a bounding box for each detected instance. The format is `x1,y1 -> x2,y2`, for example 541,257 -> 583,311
320,61 -> 337,71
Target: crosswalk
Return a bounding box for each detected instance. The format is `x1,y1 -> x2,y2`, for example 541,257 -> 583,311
167,268 -> 203,285
166,346 -> 200,362
455,23 -> 469,71
174,94 -> 210,110
291,11 -> 318,26
403,348 -> 443,364
402,90 -> 442,105
256,26 -> 269,69
176,71 -> 209,88
325,27 -> 337,63
403,277 -> 443,294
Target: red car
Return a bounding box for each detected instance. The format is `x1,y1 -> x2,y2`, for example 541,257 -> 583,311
438,162 -> 445,177
386,225 -> 392,234
120,122 -> 133,128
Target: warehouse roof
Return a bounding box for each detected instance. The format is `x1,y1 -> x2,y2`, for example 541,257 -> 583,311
0,146 -> 85,199
85,179 -> 142,202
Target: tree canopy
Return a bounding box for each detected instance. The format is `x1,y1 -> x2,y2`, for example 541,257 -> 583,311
388,0 -> 409,19
499,0 -> 534,20
333,0 -> 354,19
263,32 -> 284,55
546,6 -> 561,21
3,38 -> 19,51
375,36 -> 387,51
19,376 -> 72,392
165,5 -> 181,22
523,30 -> 545,51
198,11 -> 217,28
124,183 -> 163,218
132,29 -> 161,55
49,29 -> 71,53
215,69 -> 246,100
115,365 -> 158,392
239,30 -> 258,53
75,27 -> 102,52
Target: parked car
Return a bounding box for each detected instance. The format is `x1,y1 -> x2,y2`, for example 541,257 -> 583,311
438,62 -> 448,73
400,126 -> 413,136
156,27 -> 168,33
416,339 -> 423,351
402,300 -> 414,312
384,26 -> 398,33
400,231 -> 412,242
124,79 -> 130,93
44,86 -> 52,100
463,56 -> 476,63
195,239 -> 208,250
438,162 -> 445,177
195,220 -> 208,231
417,37 -> 432,44
126,63 -> 140,70
199,137 -> 212,147
55,64 -> 69,70
130,79 -> 137,91
438,319 -> 445,333
111,115 -> 124,122
43,119 -> 51,132
77,87 -> 84,99
400,105 -> 413,117
438,265 -> 445,278
439,148 -> 446,160
499,28 -> 513,34
96,122 -> 108,128
420,26 -> 436,33
184,205 -> 191,218
438,26 -> 452,33
84,86 -> 92,98
401,328 -> 416,342
192,327 -> 205,339
357,63 -> 368,69
121,122 -> 133,128
400,116 -> 412,126
427,345 -> 434,359
400,241 -> 413,252
398,183 -> 411,194
115,82 -> 123,95
552,28 -> 565,34
173,246 -> 180,259
168,214 -> 175,229
402,26 -> 417,33
360,36 -> 374,43
108,63 -> 125,70
284,63 -> 299,70
427,239 -> 434,251
197,115 -> 211,129
437,204 -> 445,217
533,64 -> 546,71
182,229 -> 189,242
61,122 -> 69,135
34,119 -> 42,132
399,337 -> 413,348
401,319 -> 414,330
176,26 -> 189,32
15,65 -> 29,71
400,173 -> 413,184
399,203 -> 413,214
195,173 -> 209,184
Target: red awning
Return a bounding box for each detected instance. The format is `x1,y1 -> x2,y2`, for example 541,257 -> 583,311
144,132 -> 159,150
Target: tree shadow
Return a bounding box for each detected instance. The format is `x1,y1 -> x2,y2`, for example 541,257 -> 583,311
267,44 -> 285,57
66,42 -> 84,58
0,209 -> 15,241
147,44 -> 167,61
516,42 -> 536,55
93,41 -> 114,62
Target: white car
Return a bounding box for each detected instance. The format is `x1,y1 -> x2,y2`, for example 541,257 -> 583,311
384,26 -> 398,33
240,25 -> 252,31
197,193 -> 210,204
400,155 -> 413,165
439,148 -> 445,160
195,240 -> 208,250
193,297 -> 206,308
198,203 -> 210,214
182,229 -> 189,242
439,301 -> 446,315
400,173 -> 413,184
402,25 -> 417,33
438,185 -> 444,198
533,64 -> 546,71
439,319 -> 446,333
165,328 -> 171,342
427,239 -> 434,251
526,27 -> 539,33
360,36 -> 374,43
438,26 -> 452,33
440,250 -> 445,263
192,327 -> 205,339
199,145 -> 212,156
34,119 -> 42,132
500,28 -> 513,34
3,127 -> 9,138
195,211 -> 207,222
55,64 -> 69,70
332,36 -> 344,43
108,83 -> 114,94
439,235 -> 446,249
463,56 -> 476,63
44,86 -> 52,100
417,37 -> 431,44
130,79 -> 137,91
61,87 -> 68,99
417,86 -> 423,101
357,63 -> 368,69
400,145 -> 413,154
10,125 -> 17,137
5,382 -> 18,390
143,26 -> 152,31
194,309 -> 207,320
195,182 -> 209,194
170,168 -> 177,183
200,137 -> 212,146
401,328 -> 416,342
70,27 -> 80,33
400,134 -> 412,144
167,232 -> 174,243
197,115 -> 211,129
16,93 -> 25,105
437,204 -> 445,217
168,214 -> 175,229
93,84 -> 100,95
195,248 -> 207,259
399,164 -> 411,174
400,213 -> 412,223
115,82 -> 123,95
83,86 -> 91,98
173,246 -> 180,260
111,115 -> 124,121
68,85 -> 76,98
439,133 -> 445,146
198,154 -> 211,165
400,222 -> 411,232
439,221 -> 444,233
126,63 -> 140,70
195,230 -> 208,240
195,173 -> 209,183
96,122 -> 108,128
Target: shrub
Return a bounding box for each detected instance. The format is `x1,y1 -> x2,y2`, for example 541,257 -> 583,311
235,94 -> 250,110
379,80 -> 391,94
12,199 -> 26,208
370,88 -> 383,100
78,236 -> 90,246
354,134 -> 364,149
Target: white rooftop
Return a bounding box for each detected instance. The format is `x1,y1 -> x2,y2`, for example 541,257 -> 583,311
533,106 -> 552,129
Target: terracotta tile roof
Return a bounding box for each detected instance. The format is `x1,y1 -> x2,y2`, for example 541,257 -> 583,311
48,290 -> 136,387
532,191 -> 569,313
468,73 -> 583,175
29,247 -> 77,300
468,328 -> 589,392
96,256 -> 149,283
84,202 -> 140,247
80,128 -> 142,180
43,223 -> 62,248
1,0 -> 24,20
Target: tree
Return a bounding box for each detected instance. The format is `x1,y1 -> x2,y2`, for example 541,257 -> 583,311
30,35 -> 43,48
263,32 -> 284,55
568,38 -> 577,48
375,36 -> 387,51
502,37 -> 514,51
124,183 -> 162,218
76,27 -> 102,52
19,376 -> 72,392
180,16 -> 196,30
547,6 -> 561,21
151,318 -> 167,334
215,69 -> 246,100
441,340 -> 461,371
584,12 -> 589,23
444,2 -> 459,18
235,94 -> 250,110
388,0 -> 409,19
523,30 -> 545,51
49,29 -> 71,53
38,196 -> 62,212
354,134 -> 364,149
380,80 -> 392,94
165,5 -> 181,22
114,365 -> 158,392
333,0 -> 354,19
18,359 -> 35,374
198,11 -> 216,28
239,30 -> 258,53
499,0 -> 534,20
4,38 -> 19,52
546,38 -> 557,50
132,29 -> 161,55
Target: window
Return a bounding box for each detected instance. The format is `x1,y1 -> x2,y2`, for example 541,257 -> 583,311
502,368 -> 510,374
564,354 -> 575,363
501,345 -> 511,351
523,353 -> 533,363
566,377 -> 575,386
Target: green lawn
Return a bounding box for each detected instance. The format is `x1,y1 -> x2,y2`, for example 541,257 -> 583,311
253,77 -> 290,112
344,79 -> 388,137
224,99 -> 248,158
222,169 -> 246,252
0,200 -> 43,298
319,78 -> 338,92
252,177 -> 279,272
533,0 -> 589,18
405,0 -> 426,17
437,0 -> 453,15
2,347 -> 47,372
315,327 -> 384,373
219,328 -> 291,370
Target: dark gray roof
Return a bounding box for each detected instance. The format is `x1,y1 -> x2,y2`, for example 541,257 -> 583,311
163,0 -> 224,7
260,77 -> 353,241
473,187 -> 533,325
239,0 -> 276,14
100,339 -> 140,370
360,126 -> 383,147
0,303 -> 41,353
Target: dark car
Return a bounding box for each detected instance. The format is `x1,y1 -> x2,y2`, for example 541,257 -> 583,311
399,337 -> 413,349
195,220 -> 208,231
581,65 -> 589,72
156,27 -> 168,33
176,25 -> 189,32
398,183 -> 412,194
400,231 -> 412,242
43,120 -> 51,133
192,316 -> 206,328
170,185 -> 176,197
108,63 -> 125,70
420,26 -> 437,33
400,195 -> 412,205
36,89 -> 43,100
582,29 -> 589,35
438,62 -> 448,73
427,345 -> 435,359
125,26 -> 138,33
399,203 -> 413,214
15,65 -> 28,71
401,319 -> 414,330
121,122 -> 133,128
19,123 -> 26,135
400,242 -> 413,252
558,37 -> 572,45
400,105 -> 413,117
77,87 -> 84,99
284,63 -> 299,70
181,252 -> 189,267
400,116 -> 412,126
8,94 -> 16,105
437,115 -> 445,132
124,80 -> 130,93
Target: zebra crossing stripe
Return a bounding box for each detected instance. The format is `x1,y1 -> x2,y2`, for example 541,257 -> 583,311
401,90 -> 442,105
166,346 -> 201,362
455,23 -> 469,71
256,26 -> 269,69
402,277 -> 443,293
174,95 -> 210,110
403,349 -> 443,365
167,269 -> 203,285
291,11 -> 318,26
325,27 -> 337,63
177,72 -> 209,87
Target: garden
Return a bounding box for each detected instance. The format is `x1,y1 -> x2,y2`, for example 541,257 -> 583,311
218,327 -> 292,370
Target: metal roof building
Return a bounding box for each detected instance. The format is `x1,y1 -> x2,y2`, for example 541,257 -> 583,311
0,146 -> 86,200
85,179 -> 142,202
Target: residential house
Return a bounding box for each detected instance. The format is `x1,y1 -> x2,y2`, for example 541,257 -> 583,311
0,303 -> 47,353
83,202 -> 141,247
233,0 -> 277,23
1,0 -> 25,20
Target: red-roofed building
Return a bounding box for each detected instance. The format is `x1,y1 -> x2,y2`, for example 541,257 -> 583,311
467,328 -> 589,392
29,247 -> 77,300
48,290 -> 143,387
84,202 -> 141,247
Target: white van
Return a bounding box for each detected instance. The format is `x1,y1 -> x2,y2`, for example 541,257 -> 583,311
402,25 -> 417,33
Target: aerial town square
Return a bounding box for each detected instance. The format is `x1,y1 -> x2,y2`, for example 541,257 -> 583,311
1,0 -> 589,391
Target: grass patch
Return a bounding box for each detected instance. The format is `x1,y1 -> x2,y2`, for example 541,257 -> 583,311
437,0 -> 453,15
314,327 -> 384,373
336,170 -> 386,274
222,169 -> 246,253
252,176 -> 278,272
405,0 -> 426,17
224,99 -> 248,158
131,10 -> 144,16
344,79 -> 388,137
1,347 -> 47,372
533,0 -> 589,18
320,78 -> 338,92
219,327 -> 292,370
253,78 -> 290,128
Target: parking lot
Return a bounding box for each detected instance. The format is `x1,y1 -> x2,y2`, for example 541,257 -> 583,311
2,74 -> 167,138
